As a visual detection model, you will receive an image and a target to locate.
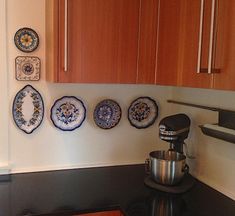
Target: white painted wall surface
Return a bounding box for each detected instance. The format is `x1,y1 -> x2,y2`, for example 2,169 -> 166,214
171,87 -> 235,200
1,0 -> 234,201
0,0 -> 10,172
4,0 -> 171,173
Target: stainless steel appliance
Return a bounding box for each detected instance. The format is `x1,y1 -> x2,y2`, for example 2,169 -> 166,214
148,150 -> 188,185
145,114 -> 195,192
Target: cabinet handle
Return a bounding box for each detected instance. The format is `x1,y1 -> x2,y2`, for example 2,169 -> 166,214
197,0 -> 219,74
208,0 -> 216,74
197,0 -> 204,73
64,0 -> 68,72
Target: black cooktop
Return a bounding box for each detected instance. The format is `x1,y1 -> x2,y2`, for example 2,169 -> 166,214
0,164 -> 234,216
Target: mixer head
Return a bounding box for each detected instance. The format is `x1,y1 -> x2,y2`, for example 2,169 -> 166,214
159,114 -> 191,152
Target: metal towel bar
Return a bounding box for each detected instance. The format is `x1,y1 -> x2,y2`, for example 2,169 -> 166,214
167,100 -> 235,143
167,99 -> 235,113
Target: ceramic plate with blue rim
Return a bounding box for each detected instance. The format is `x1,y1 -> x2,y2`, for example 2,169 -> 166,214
15,56 -> 41,81
93,99 -> 122,129
50,96 -> 86,131
128,97 -> 158,129
14,27 -> 39,52
12,85 -> 44,134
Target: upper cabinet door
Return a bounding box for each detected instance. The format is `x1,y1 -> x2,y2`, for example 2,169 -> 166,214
60,0 -> 139,83
182,0 -> 235,91
46,0 -> 159,84
212,0 -> 235,90
156,0 -> 235,90
137,0 -> 159,84
155,0 -> 213,88
155,0 -> 181,86
157,0 -> 235,90
178,0 -> 213,88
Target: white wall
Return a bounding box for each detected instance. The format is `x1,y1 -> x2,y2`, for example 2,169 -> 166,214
0,0 -> 9,173
171,87 -> 235,200
2,0 -> 172,173
1,0 -> 235,201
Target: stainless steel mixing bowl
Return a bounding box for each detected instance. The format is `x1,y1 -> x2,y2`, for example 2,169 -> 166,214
146,150 -> 188,185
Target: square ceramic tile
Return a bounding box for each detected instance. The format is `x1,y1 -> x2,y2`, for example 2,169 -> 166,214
15,56 -> 40,81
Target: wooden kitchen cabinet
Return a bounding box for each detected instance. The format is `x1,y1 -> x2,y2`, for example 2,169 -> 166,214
155,0 -> 179,86
179,0 -> 235,90
46,0 -> 158,84
177,0 -> 213,88
212,0 -> 235,90
156,0 -> 235,90
156,0 -> 213,88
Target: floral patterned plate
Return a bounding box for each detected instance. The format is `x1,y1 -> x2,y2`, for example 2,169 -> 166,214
93,99 -> 121,129
128,97 -> 158,129
50,96 -> 86,131
14,27 -> 39,52
15,56 -> 40,81
12,85 -> 44,134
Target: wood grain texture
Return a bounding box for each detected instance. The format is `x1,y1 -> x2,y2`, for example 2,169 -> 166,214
178,0 -> 213,88
155,0 -> 181,86
46,0 -> 59,82
58,0 -> 140,83
213,0 -> 235,90
74,210 -> 123,216
137,0 -> 159,84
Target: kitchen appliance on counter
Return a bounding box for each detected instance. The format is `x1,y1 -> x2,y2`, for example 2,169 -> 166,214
158,113 -> 190,154
145,114 -> 195,193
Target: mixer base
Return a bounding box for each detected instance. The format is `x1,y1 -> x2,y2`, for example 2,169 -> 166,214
144,174 -> 195,193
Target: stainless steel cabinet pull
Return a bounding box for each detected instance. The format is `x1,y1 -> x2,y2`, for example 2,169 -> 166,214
208,0 -> 216,74
197,0 -> 204,73
64,0 -> 68,72
197,0 -> 218,74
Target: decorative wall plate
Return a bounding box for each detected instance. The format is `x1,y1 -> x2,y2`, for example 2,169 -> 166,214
93,99 -> 122,129
50,96 -> 86,131
15,56 -> 40,81
12,85 -> 44,134
128,97 -> 158,129
14,27 -> 39,52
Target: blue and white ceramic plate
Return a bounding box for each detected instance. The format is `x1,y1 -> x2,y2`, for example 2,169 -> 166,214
12,85 -> 44,134
15,56 -> 40,81
14,28 -> 39,52
94,99 -> 122,129
128,97 -> 158,129
50,96 -> 86,131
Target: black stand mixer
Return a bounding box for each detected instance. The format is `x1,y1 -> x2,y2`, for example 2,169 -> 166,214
145,114 -> 195,193
159,113 -> 191,154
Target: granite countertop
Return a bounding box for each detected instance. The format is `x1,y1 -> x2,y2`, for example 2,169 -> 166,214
0,164 -> 234,216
